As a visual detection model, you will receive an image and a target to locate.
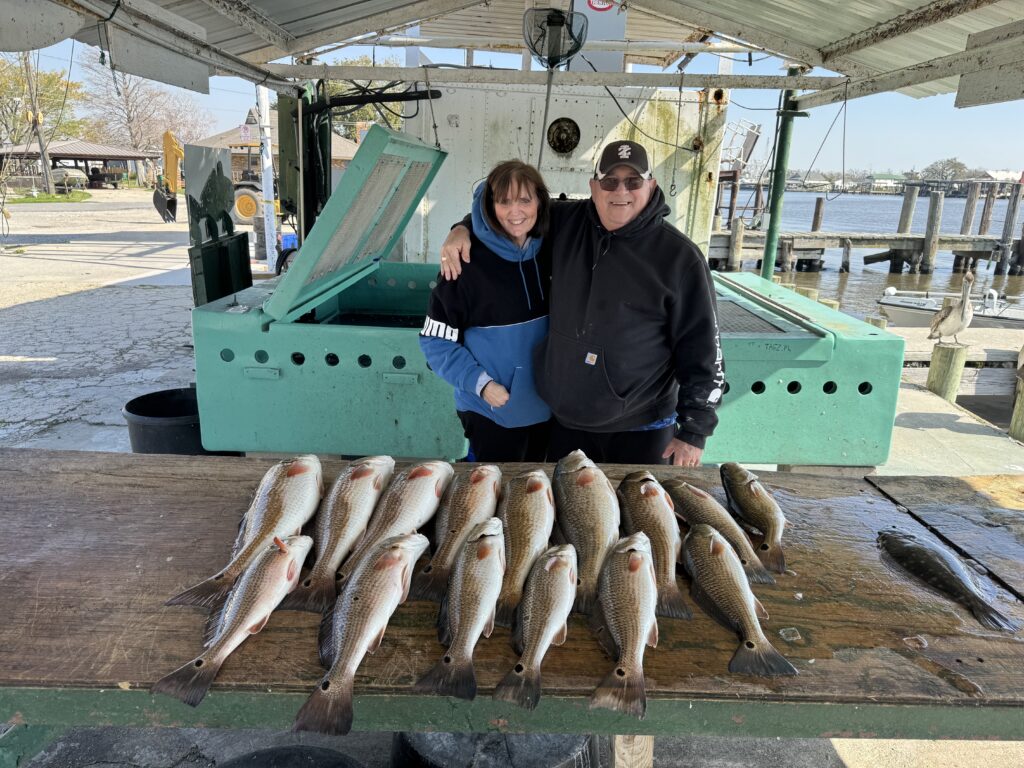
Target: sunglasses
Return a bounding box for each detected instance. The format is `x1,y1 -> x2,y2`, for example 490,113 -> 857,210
596,175 -> 648,191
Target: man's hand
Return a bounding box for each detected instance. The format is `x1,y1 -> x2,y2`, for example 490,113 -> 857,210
482,381 -> 510,408
663,438 -> 703,467
440,225 -> 472,281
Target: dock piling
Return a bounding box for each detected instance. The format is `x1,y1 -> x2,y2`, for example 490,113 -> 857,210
1009,345 -> 1024,442
926,342 -> 967,403
953,182 -> 981,272
889,186 -> 919,273
728,217 -> 745,272
779,239 -> 794,272
914,191 -> 944,274
866,316 -> 888,329
794,286 -> 819,301
841,238 -> 852,273
978,185 -> 996,235
819,298 -> 840,310
996,183 -> 1022,276
812,197 -> 825,232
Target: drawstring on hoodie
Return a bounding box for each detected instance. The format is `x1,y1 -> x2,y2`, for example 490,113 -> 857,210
515,238 -> 545,311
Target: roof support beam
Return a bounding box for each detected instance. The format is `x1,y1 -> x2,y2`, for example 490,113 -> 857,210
55,0 -> 294,91
195,0 -> 295,51
265,63 -> 841,90
628,0 -> 870,76
796,33 -> 1024,110
820,0 -> 1003,63
241,0 -> 484,63
356,35 -> 758,54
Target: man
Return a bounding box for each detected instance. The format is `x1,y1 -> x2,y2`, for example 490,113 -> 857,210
441,140 -> 724,466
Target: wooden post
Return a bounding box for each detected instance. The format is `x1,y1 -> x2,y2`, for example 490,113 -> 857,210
819,298 -> 840,310
811,197 -> 825,231
795,286 -> 819,301
841,237 -> 852,273
926,342 -> 967,403
779,239 -> 794,273
866,315 -> 888,329
953,182 -> 981,272
754,184 -> 764,217
915,190 -> 944,274
1008,345 -> 1024,441
727,177 -> 740,224
996,183 -> 1022,275
890,186 -> 919,273
727,217 -> 745,272
771,275 -> 783,284
978,185 -> 996,235
610,735 -> 654,768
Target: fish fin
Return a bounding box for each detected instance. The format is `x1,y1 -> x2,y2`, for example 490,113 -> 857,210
411,563 -> 451,604
318,603 -> 339,669
690,581 -> 738,634
647,619 -> 659,649
729,637 -> 798,677
366,624 -> 387,655
589,663 -> 646,720
493,661 -> 542,711
202,595 -> 229,647
511,601 -> 526,656
758,540 -> 787,574
292,672 -> 355,735
413,653 -> 477,701
573,583 -> 596,616
436,590 -> 452,645
753,597 -> 769,621
165,573 -> 235,609
552,622 -> 568,647
248,613 -> 270,634
277,575 -> 337,613
743,561 -> 777,586
483,606 -> 496,639
967,595 -> 1022,633
551,523 -> 567,546
588,600 -> 619,659
494,592 -> 519,630
151,653 -> 224,707
656,579 -> 693,620
229,509 -> 251,560
399,561 -> 412,604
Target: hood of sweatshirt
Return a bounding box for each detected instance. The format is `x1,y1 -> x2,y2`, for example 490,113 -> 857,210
471,183 -> 543,263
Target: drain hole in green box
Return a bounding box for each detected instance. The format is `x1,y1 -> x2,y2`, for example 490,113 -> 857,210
254,350 -> 269,363
291,353 -> 305,366
220,349 -> 234,362
325,353 -> 339,367
358,355 -> 372,368
751,381 -> 766,394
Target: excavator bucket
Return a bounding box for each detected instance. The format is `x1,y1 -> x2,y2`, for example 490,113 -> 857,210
153,188 -> 177,222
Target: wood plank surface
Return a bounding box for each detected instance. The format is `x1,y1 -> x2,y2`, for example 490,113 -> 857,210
868,474 -> 1024,599
1,449 -> 1022,718
888,327 -> 1022,364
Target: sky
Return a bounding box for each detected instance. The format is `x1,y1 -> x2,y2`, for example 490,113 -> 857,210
32,37 -> 1024,175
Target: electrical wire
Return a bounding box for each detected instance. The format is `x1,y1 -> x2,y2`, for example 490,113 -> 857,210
725,99 -> 780,112
578,55 -> 696,153
801,84 -> 849,202
45,41 -> 75,147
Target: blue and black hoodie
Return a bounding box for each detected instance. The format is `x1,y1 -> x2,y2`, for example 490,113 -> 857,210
419,185 -> 551,428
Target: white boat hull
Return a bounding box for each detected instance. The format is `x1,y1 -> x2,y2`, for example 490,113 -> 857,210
878,298 -> 1024,329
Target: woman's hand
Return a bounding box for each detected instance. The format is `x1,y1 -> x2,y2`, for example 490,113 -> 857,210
662,438 -> 703,467
440,225 -> 472,281
482,381 -> 510,408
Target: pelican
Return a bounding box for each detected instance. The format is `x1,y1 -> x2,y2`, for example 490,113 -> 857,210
928,271 -> 975,344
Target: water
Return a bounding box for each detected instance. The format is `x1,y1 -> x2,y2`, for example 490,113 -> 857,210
732,190 -> 1024,319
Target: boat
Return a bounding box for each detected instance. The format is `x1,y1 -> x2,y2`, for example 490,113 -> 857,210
877,287 -> 1024,329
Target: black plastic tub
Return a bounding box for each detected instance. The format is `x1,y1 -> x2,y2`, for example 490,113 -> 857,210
122,387 -> 215,455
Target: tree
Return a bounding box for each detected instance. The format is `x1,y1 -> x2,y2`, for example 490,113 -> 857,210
325,55 -> 404,142
0,54 -> 87,146
921,157 -> 969,181
77,52 -> 212,151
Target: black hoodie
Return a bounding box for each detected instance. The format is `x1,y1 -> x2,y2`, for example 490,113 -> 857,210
535,188 -> 724,448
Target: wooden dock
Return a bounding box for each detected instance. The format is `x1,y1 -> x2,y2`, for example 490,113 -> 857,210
710,183 -> 1024,276
887,327 -> 1023,397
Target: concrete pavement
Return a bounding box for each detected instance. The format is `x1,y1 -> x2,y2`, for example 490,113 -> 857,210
2,194 -> 1022,766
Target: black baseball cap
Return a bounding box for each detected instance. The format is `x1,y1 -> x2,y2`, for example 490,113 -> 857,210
595,140 -> 652,180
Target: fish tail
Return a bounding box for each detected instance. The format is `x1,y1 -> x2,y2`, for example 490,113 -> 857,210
729,637 -> 798,677
573,585 -> 596,616
967,596 -> 1021,633
494,592 -> 520,629
656,580 -> 693,620
165,573 -> 234,609
277,575 -> 336,613
413,653 -> 477,701
292,673 -> 355,735
744,561 -> 777,586
411,563 -> 450,603
492,662 -> 541,711
589,663 -> 646,719
758,540 -> 787,574
151,654 -> 224,707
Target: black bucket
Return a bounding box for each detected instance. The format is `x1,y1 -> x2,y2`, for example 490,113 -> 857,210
122,387 -> 215,455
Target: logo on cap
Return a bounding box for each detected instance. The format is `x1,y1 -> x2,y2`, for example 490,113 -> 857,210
617,144 -> 632,159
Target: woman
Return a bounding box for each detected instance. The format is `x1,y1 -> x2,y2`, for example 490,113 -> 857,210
419,160 -> 551,462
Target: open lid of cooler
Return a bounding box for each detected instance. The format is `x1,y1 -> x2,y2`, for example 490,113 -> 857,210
263,125 -> 447,323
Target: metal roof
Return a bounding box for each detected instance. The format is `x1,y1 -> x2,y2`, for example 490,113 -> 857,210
0,139 -> 160,160
11,1 -> 1024,106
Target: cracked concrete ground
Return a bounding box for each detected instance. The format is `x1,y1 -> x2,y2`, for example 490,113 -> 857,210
2,192 -> 1022,766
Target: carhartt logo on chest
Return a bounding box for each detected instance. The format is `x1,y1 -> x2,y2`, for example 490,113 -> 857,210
584,352 -> 598,365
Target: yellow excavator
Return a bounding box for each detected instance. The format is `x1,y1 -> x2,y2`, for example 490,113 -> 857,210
154,130 -> 270,225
